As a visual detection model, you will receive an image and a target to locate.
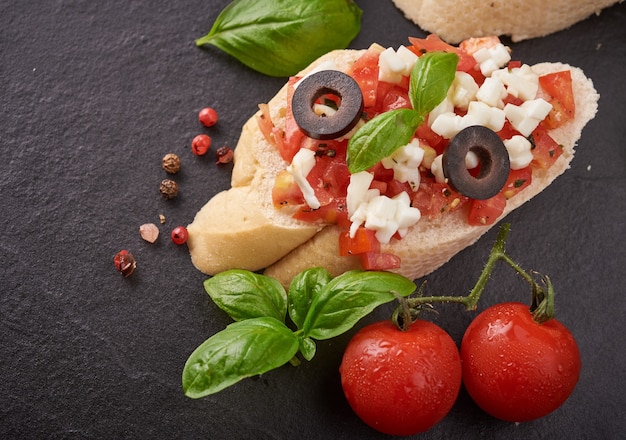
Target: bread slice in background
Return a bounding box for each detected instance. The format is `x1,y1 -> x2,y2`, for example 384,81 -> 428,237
391,0 -> 622,43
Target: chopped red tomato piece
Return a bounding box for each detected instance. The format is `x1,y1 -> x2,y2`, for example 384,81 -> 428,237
501,167 -> 532,199
539,71 -> 575,129
530,125 -> 563,170
272,170 -> 304,207
408,34 -> 476,73
467,193 -> 507,226
414,182 -> 468,219
339,227 -> 380,256
379,85 -> 412,112
359,251 -> 401,271
416,121 -> 448,154
293,197 -> 349,226
347,46 -> 381,109
279,77 -> 306,162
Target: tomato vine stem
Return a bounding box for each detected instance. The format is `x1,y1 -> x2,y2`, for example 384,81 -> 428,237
392,223 -> 556,329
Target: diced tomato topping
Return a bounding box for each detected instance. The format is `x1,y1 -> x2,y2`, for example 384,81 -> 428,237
500,167 -> 532,199
347,46 -> 381,109
339,227 -> 380,256
507,60 -> 522,70
408,34 -> 476,73
467,193 -> 507,226
359,251 -> 401,271
293,197 -> 349,226
369,163 -> 395,182
413,182 -> 468,219
459,36 -> 501,56
278,78 -> 306,162
539,71 -> 575,129
272,170 -> 304,207
496,120 -> 522,141
530,125 -> 563,170
416,120 -> 448,154
379,85 -> 412,112
256,103 -> 277,147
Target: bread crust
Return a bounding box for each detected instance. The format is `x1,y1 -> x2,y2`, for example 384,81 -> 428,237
391,0 -> 621,43
188,47 -> 598,287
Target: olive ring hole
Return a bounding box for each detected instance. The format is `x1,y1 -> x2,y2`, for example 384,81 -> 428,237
292,70 -> 364,140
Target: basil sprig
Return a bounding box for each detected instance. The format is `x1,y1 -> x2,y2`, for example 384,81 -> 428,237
196,0 -> 362,77
182,268 -> 416,398
347,51 -> 459,173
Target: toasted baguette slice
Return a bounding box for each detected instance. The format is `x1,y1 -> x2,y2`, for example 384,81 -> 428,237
391,0 -> 621,43
264,61 -> 599,285
188,48 -> 599,287
187,50 -> 361,274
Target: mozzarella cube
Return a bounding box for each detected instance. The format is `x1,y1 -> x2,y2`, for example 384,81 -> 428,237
504,98 -> 552,136
431,154 -> 445,183
466,101 -> 506,132
430,112 -> 465,139
396,45 -> 418,75
476,76 -> 507,108
504,135 -> 534,170
473,43 -> 511,77
448,71 -> 479,110
347,171 -> 376,216
493,64 -> 539,101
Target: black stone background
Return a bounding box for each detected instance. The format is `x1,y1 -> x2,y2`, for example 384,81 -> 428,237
1,1 -> 625,439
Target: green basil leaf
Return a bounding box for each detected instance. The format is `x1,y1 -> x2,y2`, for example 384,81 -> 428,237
409,51 -> 459,117
204,270 -> 287,322
347,109 -> 423,174
196,0 -> 363,77
302,271 -> 416,340
298,336 -> 317,361
183,317 -> 298,398
288,267 -> 332,330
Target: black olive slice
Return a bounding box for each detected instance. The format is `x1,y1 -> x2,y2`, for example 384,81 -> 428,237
291,70 -> 364,140
442,125 -> 510,200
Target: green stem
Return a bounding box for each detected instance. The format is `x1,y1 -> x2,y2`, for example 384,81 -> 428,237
393,223 -> 556,327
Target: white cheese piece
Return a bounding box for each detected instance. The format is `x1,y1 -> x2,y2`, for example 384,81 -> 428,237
428,96 -> 455,127
504,135 -> 534,170
448,71 -> 479,110
430,112 -> 465,139
396,45 -> 419,75
378,45 -> 418,84
465,150 -> 480,169
473,43 -> 511,77
476,76 -> 507,109
466,101 -> 506,132
350,191 -> 421,244
346,171 -> 378,217
431,101 -> 505,138
492,64 -> 539,101
431,154 -> 446,183
381,139 -> 425,190
504,98 -> 552,137
286,148 -> 320,209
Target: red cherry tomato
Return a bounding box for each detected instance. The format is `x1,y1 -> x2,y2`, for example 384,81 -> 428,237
340,320 -> 462,435
171,226 -> 188,245
198,107 -> 218,127
460,302 -> 581,422
191,134 -> 211,156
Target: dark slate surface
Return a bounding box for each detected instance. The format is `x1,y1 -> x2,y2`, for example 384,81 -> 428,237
1,1 -> 625,439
